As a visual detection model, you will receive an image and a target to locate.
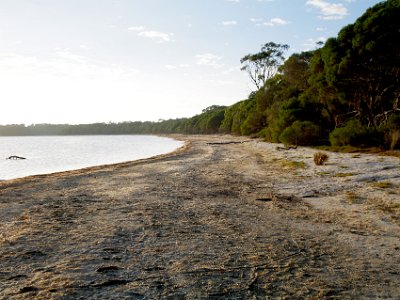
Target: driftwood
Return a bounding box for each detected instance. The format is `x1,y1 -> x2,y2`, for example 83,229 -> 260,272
206,140 -> 252,145
276,145 -> 298,151
7,156 -> 26,160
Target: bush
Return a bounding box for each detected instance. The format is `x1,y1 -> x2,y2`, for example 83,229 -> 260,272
384,113 -> 400,150
329,119 -> 383,147
314,152 -> 329,165
279,121 -> 321,146
259,127 -> 280,143
390,130 -> 400,150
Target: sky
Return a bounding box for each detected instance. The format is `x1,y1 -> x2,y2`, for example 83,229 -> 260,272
0,0 -> 383,125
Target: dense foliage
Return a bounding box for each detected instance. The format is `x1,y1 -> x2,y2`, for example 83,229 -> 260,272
0,105 -> 227,136
1,1 -> 399,149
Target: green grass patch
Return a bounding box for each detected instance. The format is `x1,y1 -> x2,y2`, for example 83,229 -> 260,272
279,159 -> 307,169
317,171 -> 332,176
335,172 -> 355,177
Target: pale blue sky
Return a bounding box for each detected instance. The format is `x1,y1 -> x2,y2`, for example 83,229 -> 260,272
0,0 -> 382,124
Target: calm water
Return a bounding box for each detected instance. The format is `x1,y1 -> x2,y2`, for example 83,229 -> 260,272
0,135 -> 183,180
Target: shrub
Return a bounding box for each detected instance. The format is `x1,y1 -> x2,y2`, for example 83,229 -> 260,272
329,119 -> 383,147
259,127 -> 280,143
314,152 -> 329,165
381,113 -> 400,150
390,130 -> 400,150
279,121 -> 321,146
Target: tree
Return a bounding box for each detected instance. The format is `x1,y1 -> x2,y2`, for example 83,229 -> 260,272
316,0 -> 400,129
240,42 -> 289,90
283,51 -> 314,91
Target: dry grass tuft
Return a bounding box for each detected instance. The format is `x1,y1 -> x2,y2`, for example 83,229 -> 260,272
345,191 -> 363,204
313,152 -> 329,165
371,181 -> 393,189
369,198 -> 400,224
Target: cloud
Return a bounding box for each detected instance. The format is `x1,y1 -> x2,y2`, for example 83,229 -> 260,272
165,64 -> 177,70
165,63 -> 191,70
0,53 -> 38,68
0,52 -> 142,124
220,20 -> 238,27
137,31 -> 174,43
129,26 -> 174,43
252,17 -> 288,27
195,53 -> 224,68
303,37 -> 327,50
306,0 -> 348,20
224,0 -> 240,2
250,18 -> 263,23
128,26 -> 146,31
264,17 -> 288,26
221,66 -> 238,75
0,52 -> 139,83
56,50 -> 87,64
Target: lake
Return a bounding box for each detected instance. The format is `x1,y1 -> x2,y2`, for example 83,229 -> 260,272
0,135 -> 183,180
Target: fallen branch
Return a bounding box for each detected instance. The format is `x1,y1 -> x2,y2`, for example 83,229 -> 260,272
6,156 -> 26,160
207,140 -> 252,145
276,146 -> 297,151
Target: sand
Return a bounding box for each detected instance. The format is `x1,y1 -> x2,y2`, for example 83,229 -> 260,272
0,135 -> 399,299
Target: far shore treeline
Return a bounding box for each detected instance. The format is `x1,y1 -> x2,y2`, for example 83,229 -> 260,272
1,1 -> 399,149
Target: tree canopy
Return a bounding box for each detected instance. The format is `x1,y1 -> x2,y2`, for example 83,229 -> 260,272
240,42 -> 289,90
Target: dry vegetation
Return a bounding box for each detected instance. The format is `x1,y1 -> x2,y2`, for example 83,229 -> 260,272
313,152 -> 329,165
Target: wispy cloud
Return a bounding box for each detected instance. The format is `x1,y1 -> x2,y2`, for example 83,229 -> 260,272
303,37 -> 327,50
220,20 -> 238,27
79,45 -> 90,50
306,0 -> 348,20
224,0 -> 240,2
0,51 -> 153,124
196,53 -> 224,68
0,52 -> 140,82
56,50 -> 87,64
250,18 -> 263,23
221,66 -> 238,75
251,17 -> 288,27
128,26 -> 146,31
165,64 -> 177,70
165,63 -> 191,70
129,26 -> 174,43
137,31 -> 174,43
264,17 -> 288,26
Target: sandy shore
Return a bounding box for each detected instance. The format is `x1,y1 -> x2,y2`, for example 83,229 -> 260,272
0,135 -> 399,299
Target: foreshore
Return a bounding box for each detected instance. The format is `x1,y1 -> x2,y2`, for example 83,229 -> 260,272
0,135 -> 399,299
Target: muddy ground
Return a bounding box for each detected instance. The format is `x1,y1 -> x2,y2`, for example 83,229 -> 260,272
0,135 -> 399,299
